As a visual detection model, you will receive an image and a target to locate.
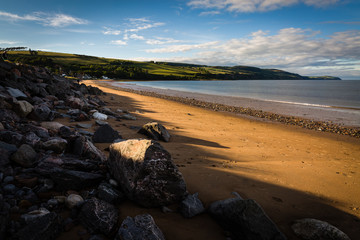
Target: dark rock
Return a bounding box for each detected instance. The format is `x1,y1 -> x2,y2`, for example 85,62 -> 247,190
16,211 -> 62,240
138,122 -> 171,142
24,132 -> 41,147
291,218 -> 350,240
59,126 -> 76,139
0,109 -> 20,122
180,192 -> 205,218
108,139 -> 187,207
116,214 -> 165,240
95,120 -> 108,126
6,87 -> 27,99
72,136 -> 106,161
97,182 -> 124,204
93,124 -> 121,143
76,123 -> 92,129
29,104 -> 54,121
21,208 -> 50,224
0,194 -> 10,239
66,96 -> 85,109
0,130 -> 23,146
78,129 -> 94,136
11,144 -> 37,168
209,196 -> 286,240
4,184 -> 17,194
42,137 -> 67,153
0,141 -> 17,167
79,197 -> 118,236
24,125 -> 49,139
119,113 -> 136,120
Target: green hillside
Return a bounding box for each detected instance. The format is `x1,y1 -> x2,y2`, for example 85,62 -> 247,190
6,50 -> 341,80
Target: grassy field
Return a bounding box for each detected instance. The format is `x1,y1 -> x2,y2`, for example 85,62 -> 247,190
7,50 -> 340,80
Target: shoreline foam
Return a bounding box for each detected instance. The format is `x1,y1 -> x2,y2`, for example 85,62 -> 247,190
99,80 -> 360,137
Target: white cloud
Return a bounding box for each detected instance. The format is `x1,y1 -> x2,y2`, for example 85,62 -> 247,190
146,41 -> 219,53
129,34 -> 145,40
110,40 -> 127,45
0,40 -> 19,45
199,10 -> 221,16
146,37 -> 184,45
103,27 -> 122,35
187,0 -> 341,12
0,11 -> 88,27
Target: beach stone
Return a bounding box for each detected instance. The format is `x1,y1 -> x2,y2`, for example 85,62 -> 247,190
0,130 -> 23,146
0,141 -> 17,167
66,96 -> 85,109
24,132 -> 41,147
42,137 -> 67,153
72,136 -> 106,161
25,125 -> 49,139
14,100 -> 33,117
41,121 -> 64,131
11,144 -> 37,168
16,211 -> 62,240
92,124 -> 122,143
93,111 -> 107,120
6,87 -> 27,98
138,122 -> 171,142
0,109 -> 20,122
79,197 -> 118,236
291,218 -> 350,240
116,214 -> 165,240
21,208 -> 50,224
97,182 -> 124,204
76,123 -> 92,129
108,139 -> 187,207
209,196 -> 286,240
119,113 -> 136,120
0,122 -> 4,130
65,194 -> 84,209
30,104 -> 53,121
180,192 -> 205,218
4,184 -> 17,194
95,120 -> 108,126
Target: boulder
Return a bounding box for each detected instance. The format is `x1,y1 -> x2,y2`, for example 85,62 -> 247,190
14,100 -> 33,117
116,214 -> 165,240
79,197 -> 118,236
209,196 -> 286,240
16,211 -> 62,240
42,138 -> 67,153
72,136 -> 106,162
92,124 -> 121,143
11,144 -> 37,168
138,122 -> 171,142
30,104 -> 54,121
108,139 -> 187,207
180,192 -> 205,218
291,218 -> 350,240
97,182 -> 124,204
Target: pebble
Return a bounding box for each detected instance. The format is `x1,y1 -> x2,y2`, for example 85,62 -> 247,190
3,176 -> 14,183
4,184 -> 17,194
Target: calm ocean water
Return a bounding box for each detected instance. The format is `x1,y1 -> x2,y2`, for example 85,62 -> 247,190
125,80 -> 360,109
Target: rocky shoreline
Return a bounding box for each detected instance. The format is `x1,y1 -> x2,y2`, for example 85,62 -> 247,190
0,61 -> 352,240
97,81 -> 360,138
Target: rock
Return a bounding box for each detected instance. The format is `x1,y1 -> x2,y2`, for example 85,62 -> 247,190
0,141 -> 17,167
42,138 -> 67,153
116,214 -> 165,240
72,136 -> 106,161
180,192 -> 205,218
97,183 -> 124,204
24,125 -> 49,139
29,104 -> 53,121
0,109 -> 20,122
291,218 -> 350,240
76,123 -> 92,129
95,120 -> 108,126
119,113 -> 136,120
66,96 -> 85,109
93,111 -> 107,120
4,184 -> 17,194
14,100 -> 34,117
92,124 -> 122,143
79,197 -> 118,236
0,130 -> 23,146
138,122 -> 171,142
16,211 -> 62,240
24,132 -> 41,147
11,144 -> 37,168
209,196 -> 286,240
65,194 -> 84,209
108,139 -> 187,207
0,122 -> 3,130
6,87 -> 27,98
21,208 -> 50,224
41,121 -> 64,131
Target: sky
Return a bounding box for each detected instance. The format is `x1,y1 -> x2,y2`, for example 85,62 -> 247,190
0,0 -> 359,79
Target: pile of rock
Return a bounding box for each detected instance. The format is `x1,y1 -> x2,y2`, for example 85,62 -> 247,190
0,61 -> 351,240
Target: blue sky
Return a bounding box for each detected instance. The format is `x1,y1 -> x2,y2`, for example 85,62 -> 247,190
0,0 -> 359,79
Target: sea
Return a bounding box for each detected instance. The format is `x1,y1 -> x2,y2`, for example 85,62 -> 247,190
118,80 -> 360,110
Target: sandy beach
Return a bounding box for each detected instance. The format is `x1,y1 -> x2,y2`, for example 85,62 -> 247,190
80,80 -> 360,239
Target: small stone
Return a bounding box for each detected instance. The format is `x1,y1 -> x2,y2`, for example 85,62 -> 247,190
47,199 -> 58,207
180,193 -> 205,218
41,122 -> 64,131
92,124 -> 121,143
95,120 -> 108,126
11,144 -> 37,168
93,111 -> 107,120
4,184 -> 17,194
6,87 -> 27,98
3,176 -> 14,183
76,123 -> 93,129
14,100 -> 34,117
65,194 -> 84,209
42,138 -> 67,153
54,196 -> 66,204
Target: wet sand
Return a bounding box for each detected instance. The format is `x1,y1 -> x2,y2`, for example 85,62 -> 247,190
80,80 -> 360,239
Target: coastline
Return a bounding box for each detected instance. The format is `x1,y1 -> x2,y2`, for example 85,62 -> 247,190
98,80 -> 360,138
82,79 -> 360,239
